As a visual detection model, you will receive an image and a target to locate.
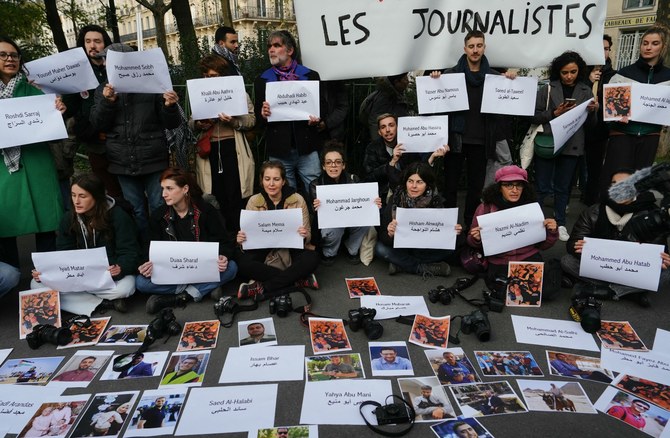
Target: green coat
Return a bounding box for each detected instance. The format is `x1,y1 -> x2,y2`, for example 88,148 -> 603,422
0,76 -> 63,237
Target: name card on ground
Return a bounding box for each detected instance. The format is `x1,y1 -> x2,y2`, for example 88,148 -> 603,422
316,183 -> 380,229
106,48 -> 172,93
394,207 -> 458,249
26,48 -> 99,94
359,295 -> 429,320
579,237 -> 663,292
477,203 -> 546,256
549,99 -> 590,153
175,385 -> 277,435
240,209 -> 304,249
32,247 -> 114,292
481,75 -> 537,116
219,345 -> 305,383
0,94 -> 68,149
396,116 -> 449,153
266,80 -> 320,122
511,315 -> 599,351
416,74 -> 468,114
601,347 -> 670,386
0,385 -> 63,433
149,241 -> 220,285
186,75 -> 248,120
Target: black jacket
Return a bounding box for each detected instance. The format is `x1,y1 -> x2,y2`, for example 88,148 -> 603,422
363,137 -> 409,201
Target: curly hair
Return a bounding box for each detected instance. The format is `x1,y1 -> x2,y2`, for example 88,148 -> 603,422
548,51 -> 587,83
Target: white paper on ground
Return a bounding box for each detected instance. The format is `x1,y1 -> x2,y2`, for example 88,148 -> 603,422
511,315 -> 599,352
359,295 -> 429,320
219,345 -> 305,383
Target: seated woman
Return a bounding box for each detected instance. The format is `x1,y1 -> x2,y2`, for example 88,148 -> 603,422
137,168 -> 238,314
236,161 -> 320,299
467,166 -> 558,281
375,162 -> 461,277
561,169 -> 670,307
31,174 -> 139,316
309,141 -> 381,265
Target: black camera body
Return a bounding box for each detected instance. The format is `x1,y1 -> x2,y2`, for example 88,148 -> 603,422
461,309 -> 491,342
269,295 -> 292,317
374,403 -> 412,425
146,308 -> 182,344
213,296 -> 239,316
348,307 -> 383,340
482,275 -> 507,313
26,324 -> 73,350
428,285 -> 456,305
570,295 -> 602,333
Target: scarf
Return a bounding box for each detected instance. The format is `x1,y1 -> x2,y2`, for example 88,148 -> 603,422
211,44 -> 241,75
1,73 -> 23,173
455,54 -> 490,87
594,192 -> 657,239
261,185 -> 297,210
395,188 -> 439,209
271,59 -> 299,81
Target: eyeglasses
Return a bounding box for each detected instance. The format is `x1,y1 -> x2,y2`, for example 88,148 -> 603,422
324,159 -> 344,166
501,182 -> 524,190
0,52 -> 20,61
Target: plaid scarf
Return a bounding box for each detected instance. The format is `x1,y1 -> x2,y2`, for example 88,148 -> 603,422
271,59 -> 299,81
211,44 -> 241,75
1,73 -> 23,173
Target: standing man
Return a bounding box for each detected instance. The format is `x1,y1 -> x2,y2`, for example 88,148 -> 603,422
430,30 -> 514,227
437,351 -> 476,384
212,25 -> 241,76
254,30 -> 327,191
137,396 -> 167,429
371,347 -> 412,371
412,385 -> 451,420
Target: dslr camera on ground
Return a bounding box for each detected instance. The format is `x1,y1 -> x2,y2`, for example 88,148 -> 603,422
348,307 -> 383,340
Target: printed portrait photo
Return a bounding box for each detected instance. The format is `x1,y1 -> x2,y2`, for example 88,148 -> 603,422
68,391 -> 138,438
98,325 -> 148,346
430,417 -> 494,438
238,317 -> 277,348
159,351 -> 210,387
17,398 -> 89,438
598,320 -> 648,351
595,387 -> 670,438
448,381 -> 527,417
99,351 -> 169,381
474,351 -> 543,377
546,350 -> 613,384
397,376 -> 457,422
425,348 -> 480,385
308,317 -> 351,355
518,379 -> 597,414
57,317 -> 110,349
614,374 -> 670,412
409,314 -> 450,349
0,356 -> 64,385
345,277 -> 381,298
19,288 -> 61,339
369,341 -> 414,376
506,261 -> 543,307
176,320 -> 220,351
124,390 -> 186,437
305,353 -> 365,381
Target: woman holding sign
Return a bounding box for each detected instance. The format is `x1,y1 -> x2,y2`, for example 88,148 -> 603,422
236,161 -> 320,299
0,36 -> 65,260
531,51 -> 598,242
137,168 -> 238,314
376,162 -> 461,278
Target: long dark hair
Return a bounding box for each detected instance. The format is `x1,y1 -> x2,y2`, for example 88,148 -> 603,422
549,51 -> 587,83
69,173 -> 111,236
75,25 -> 112,50
0,35 -> 27,76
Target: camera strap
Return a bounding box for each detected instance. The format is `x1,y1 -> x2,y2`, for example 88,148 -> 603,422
219,300 -> 259,328
359,395 -> 416,437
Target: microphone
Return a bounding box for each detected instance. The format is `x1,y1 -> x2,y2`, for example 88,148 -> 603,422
608,166 -> 652,203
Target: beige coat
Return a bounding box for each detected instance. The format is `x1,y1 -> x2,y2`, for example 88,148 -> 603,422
246,191 -> 312,246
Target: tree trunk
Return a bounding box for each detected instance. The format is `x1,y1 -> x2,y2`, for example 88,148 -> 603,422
44,0 -> 69,52
108,0 -> 121,43
136,0 -> 172,58
219,0 -> 233,26
172,0 -> 199,77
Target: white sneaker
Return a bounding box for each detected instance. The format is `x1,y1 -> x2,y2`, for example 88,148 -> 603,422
558,226 -> 570,241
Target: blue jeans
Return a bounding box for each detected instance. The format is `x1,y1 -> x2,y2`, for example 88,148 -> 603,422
135,261 -> 238,301
321,226 -> 370,257
117,171 -> 163,234
534,155 -> 579,226
270,150 -> 320,191
0,261 -> 20,297
374,241 -> 450,274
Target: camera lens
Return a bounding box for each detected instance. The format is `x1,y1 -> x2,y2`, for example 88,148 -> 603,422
363,320 -> 383,340
579,307 -> 601,333
475,323 -> 491,342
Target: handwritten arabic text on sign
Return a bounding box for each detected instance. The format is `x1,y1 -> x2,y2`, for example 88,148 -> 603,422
32,247 -> 115,292
0,94 -> 68,149
416,74 -> 469,114
149,241 -> 220,285
26,48 -> 99,94
394,207 -> 458,249
106,48 -> 173,93
481,75 -> 538,116
186,75 -> 248,120
396,116 -> 449,153
477,203 -> 546,256
316,182 -> 380,229
266,80 -> 320,122
239,209 -> 304,249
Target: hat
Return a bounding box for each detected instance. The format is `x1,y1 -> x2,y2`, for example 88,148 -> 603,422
495,165 -> 527,183
95,43 -> 135,58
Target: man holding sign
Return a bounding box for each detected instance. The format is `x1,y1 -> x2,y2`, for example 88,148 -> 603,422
254,30 -> 326,191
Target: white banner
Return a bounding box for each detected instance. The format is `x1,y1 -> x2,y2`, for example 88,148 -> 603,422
149,241 -> 220,285
106,48 -> 172,93
0,94 -> 68,149
186,76 -> 248,120
579,237 -> 664,292
32,247 -> 114,292
416,74 -> 469,114
266,80 -> 320,122
477,203 -> 546,256
396,116 -> 449,153
294,0 -> 607,80
26,48 -> 99,94
630,83 -> 670,126
481,75 -> 538,116
316,182 -> 380,229
394,207 -> 458,249
549,99 -> 590,153
240,209 -> 304,249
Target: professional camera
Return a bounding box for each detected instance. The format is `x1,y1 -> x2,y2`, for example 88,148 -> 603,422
482,275 -> 507,313
145,308 -> 182,344
348,307 -> 383,340
26,315 -> 89,350
269,294 -> 292,317
374,402 -> 412,425
428,285 -> 455,305
569,295 -> 602,333
461,309 -> 491,342
213,296 -> 239,316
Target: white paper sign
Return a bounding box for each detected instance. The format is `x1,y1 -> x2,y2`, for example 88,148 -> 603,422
394,207 -> 458,249
0,93 -> 68,149
32,247 -> 115,292
653,329 -> 670,356
149,241 -> 220,285
219,345 -> 305,383
300,380 -> 392,425
477,203 -> 546,256
511,315 -> 599,352
316,183 -> 380,229
579,237 -> 664,292
0,348 -> 11,366
186,76 -> 248,120
175,384 -> 277,435
396,116 -> 449,153
106,48 -> 172,93
25,48 -> 99,94
630,83 -> 670,126
600,347 -> 670,386
266,80 -> 320,122
239,209 -> 304,249
416,74 -> 469,114
481,75 -> 538,116
549,99 -> 590,153
0,385 -> 63,433
360,295 -> 429,320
